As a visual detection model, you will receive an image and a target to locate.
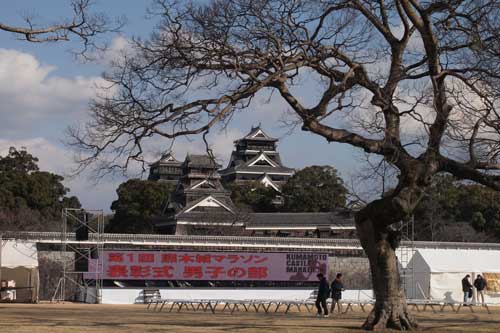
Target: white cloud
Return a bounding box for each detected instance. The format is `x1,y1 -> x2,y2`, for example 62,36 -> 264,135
209,128 -> 244,166
0,48 -> 105,134
92,36 -> 134,66
0,137 -> 69,174
0,49 -> 125,211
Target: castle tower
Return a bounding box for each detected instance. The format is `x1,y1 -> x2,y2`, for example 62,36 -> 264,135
219,126 -> 295,190
173,154 -> 231,207
148,153 -> 182,184
156,154 -> 239,234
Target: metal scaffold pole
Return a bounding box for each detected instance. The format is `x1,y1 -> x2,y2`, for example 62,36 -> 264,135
398,215 -> 415,299
52,208 -> 104,304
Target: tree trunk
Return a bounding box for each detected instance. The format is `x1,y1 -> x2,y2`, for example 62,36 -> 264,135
356,203 -> 418,331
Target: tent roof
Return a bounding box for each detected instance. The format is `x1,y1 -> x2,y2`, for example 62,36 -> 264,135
413,248 -> 500,273
1,240 -> 38,268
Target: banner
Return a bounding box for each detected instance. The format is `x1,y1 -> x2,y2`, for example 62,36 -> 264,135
98,250 -> 328,281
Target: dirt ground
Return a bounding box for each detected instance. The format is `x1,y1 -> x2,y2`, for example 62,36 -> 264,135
0,303 -> 499,333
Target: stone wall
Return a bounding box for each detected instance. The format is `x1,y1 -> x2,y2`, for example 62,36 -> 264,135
38,251 -> 75,301
328,256 -> 371,290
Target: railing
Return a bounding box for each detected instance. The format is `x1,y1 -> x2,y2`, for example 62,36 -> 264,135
2,231 -> 500,251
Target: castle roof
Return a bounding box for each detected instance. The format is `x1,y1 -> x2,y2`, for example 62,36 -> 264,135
184,154 -> 221,168
220,151 -> 294,176
149,153 -> 182,167
235,126 -> 278,143
245,211 -> 355,230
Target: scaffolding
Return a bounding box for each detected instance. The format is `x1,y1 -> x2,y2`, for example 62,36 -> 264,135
398,215 -> 415,298
52,208 -> 104,303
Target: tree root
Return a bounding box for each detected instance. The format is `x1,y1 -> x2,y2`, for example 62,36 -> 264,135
361,304 -> 418,331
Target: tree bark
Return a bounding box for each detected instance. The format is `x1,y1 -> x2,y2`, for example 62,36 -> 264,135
355,202 -> 418,331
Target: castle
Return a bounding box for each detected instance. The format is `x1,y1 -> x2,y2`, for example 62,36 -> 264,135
149,126 -> 355,238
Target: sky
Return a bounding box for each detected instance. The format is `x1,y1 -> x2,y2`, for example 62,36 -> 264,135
0,0 -> 371,213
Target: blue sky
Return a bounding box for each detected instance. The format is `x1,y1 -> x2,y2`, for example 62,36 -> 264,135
0,0 -> 368,212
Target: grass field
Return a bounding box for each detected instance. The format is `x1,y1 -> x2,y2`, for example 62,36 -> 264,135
0,303 -> 499,333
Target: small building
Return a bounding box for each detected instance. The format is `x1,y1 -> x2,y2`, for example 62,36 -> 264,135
148,153 -> 183,184
220,126 -> 294,191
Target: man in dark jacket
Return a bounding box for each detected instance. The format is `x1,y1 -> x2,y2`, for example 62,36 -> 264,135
315,273 -> 330,317
474,274 -> 487,305
330,273 -> 344,315
462,274 -> 473,305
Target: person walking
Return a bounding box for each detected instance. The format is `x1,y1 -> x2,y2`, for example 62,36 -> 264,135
330,273 -> 344,316
315,273 -> 330,317
461,274 -> 473,305
474,274 -> 488,305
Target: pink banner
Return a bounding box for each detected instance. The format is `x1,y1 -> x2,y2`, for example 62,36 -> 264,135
97,251 -> 327,281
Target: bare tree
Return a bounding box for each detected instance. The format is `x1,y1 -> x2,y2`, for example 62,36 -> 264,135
0,0 -> 118,54
69,0 -> 500,330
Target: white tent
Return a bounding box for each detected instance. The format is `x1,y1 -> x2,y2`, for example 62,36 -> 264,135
404,248 -> 500,304
1,240 -> 39,302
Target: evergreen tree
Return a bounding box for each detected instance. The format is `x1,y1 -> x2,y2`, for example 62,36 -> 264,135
228,182 -> 278,212
106,179 -> 175,233
282,166 -> 347,212
0,147 -> 81,231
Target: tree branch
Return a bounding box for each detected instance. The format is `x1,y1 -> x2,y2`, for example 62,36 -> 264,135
441,156 -> 500,191
0,0 -> 120,55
